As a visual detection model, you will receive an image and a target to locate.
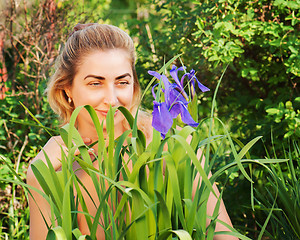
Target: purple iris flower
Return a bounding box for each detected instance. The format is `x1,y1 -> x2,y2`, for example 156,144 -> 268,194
181,69 -> 210,96
148,67 -> 204,137
148,65 -> 210,137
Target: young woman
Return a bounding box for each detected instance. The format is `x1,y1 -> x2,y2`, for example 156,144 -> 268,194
27,23 -> 237,239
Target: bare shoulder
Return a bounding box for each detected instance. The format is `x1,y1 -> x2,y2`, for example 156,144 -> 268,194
28,136 -> 66,176
137,109 -> 153,143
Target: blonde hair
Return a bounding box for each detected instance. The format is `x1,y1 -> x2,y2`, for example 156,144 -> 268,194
46,23 -> 141,124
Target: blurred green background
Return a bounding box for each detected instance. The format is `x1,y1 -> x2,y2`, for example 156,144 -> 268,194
0,0 -> 299,239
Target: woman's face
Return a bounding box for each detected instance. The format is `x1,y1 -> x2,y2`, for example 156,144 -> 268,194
66,49 -> 134,135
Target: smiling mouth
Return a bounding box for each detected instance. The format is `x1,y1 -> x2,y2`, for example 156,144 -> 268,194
95,109 -> 119,117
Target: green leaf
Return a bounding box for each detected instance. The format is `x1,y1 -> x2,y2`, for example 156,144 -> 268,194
131,190 -> 148,239
171,135 -> 215,196
155,190 -> 172,234
164,152 -> 186,229
46,226 -> 67,240
266,108 -> 279,115
72,228 -> 83,239
19,101 -> 53,137
171,229 -> 192,240
62,177 -> 73,239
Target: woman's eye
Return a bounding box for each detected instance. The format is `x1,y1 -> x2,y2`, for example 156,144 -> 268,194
89,82 -> 102,86
118,80 -> 130,85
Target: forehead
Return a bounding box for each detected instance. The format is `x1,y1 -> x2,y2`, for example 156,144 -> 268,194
76,49 -> 132,77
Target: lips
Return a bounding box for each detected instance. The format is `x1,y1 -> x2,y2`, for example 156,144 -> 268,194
95,109 -> 119,117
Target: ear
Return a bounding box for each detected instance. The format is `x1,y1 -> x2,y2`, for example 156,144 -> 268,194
64,88 -> 72,99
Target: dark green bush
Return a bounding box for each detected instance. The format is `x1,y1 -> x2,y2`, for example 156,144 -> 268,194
128,0 -> 299,156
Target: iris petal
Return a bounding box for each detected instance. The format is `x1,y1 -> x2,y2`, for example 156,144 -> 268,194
168,85 -> 187,107
151,83 -> 160,99
181,70 -> 210,93
170,65 -> 185,87
148,70 -> 172,102
152,101 -> 173,135
196,79 -> 210,92
177,103 -> 199,127
148,70 -> 163,81
169,103 -> 181,119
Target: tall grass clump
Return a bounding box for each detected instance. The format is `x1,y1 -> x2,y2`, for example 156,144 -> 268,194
255,139 -> 300,239
0,154 -> 29,239
0,59 -> 288,239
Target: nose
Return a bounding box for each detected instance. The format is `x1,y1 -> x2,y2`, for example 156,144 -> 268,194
103,85 -> 118,106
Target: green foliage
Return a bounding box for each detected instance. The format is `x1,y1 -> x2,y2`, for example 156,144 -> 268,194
22,104 -> 280,239
266,98 -> 300,140
127,0 -> 299,156
0,154 -> 29,239
255,140 -> 300,239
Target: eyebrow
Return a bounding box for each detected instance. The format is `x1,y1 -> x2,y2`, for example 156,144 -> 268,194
84,73 -> 132,80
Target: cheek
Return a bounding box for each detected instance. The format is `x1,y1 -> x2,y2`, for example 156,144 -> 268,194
73,91 -> 103,107
121,87 -> 134,106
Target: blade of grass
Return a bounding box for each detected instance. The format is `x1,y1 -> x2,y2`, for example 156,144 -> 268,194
62,177 -> 73,239
46,226 -> 67,240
